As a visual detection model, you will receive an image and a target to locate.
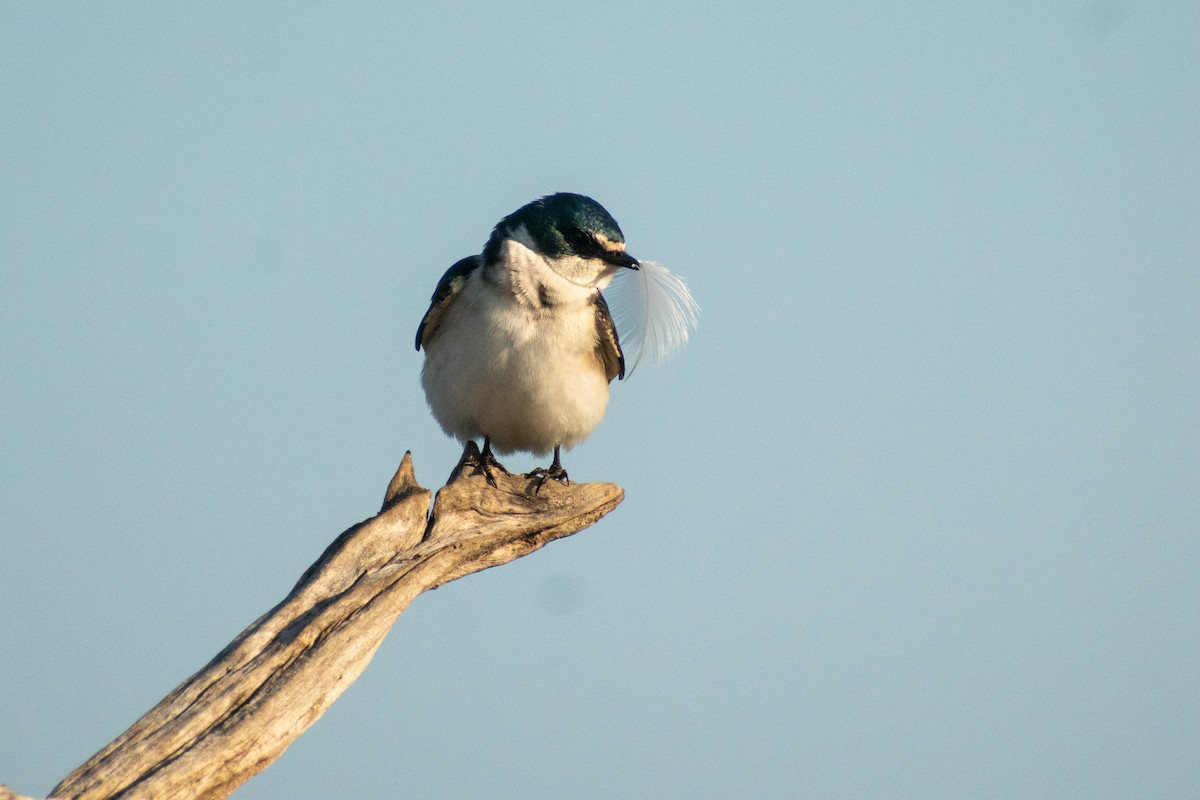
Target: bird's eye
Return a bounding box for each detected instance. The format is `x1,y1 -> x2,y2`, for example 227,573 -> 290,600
562,227 -> 596,253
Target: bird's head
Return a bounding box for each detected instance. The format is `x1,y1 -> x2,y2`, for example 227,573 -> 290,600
484,193 -> 640,288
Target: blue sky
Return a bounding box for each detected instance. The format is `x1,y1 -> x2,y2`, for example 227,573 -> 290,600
2,2 -> 1198,798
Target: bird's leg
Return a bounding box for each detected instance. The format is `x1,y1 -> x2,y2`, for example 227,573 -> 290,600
527,444 -> 569,493
450,438 -> 509,487
473,437 -> 510,488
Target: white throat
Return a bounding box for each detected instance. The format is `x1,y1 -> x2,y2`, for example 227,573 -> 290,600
488,227 -> 614,310
505,224 -> 621,290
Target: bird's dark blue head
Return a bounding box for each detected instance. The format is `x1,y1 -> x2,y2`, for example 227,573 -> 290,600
484,192 -> 639,270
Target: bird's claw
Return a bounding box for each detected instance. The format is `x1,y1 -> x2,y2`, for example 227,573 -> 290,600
526,444 -> 570,494
473,449 -> 509,488
526,464 -> 569,494
453,439 -> 510,487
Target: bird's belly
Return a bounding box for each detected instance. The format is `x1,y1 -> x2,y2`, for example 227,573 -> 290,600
421,302 -> 610,456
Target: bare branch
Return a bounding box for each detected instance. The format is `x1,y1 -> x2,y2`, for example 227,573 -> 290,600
23,452 -> 622,800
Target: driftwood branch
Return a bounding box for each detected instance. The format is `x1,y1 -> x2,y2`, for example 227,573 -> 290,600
3,451 -> 622,800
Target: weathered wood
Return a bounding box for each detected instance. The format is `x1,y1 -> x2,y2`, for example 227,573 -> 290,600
24,452 -> 623,800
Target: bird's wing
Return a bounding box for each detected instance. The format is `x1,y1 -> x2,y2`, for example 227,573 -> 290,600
593,290 -> 625,382
416,255 -> 482,350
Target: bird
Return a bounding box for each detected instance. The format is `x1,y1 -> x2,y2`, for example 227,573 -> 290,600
416,192 -> 640,487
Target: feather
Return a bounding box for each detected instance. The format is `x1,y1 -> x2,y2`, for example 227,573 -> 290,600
605,260 -> 699,376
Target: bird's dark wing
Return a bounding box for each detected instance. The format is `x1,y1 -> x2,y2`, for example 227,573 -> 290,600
415,256 -> 482,350
593,290 -> 625,382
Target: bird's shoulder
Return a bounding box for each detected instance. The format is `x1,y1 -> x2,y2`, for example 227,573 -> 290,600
415,255 -> 482,351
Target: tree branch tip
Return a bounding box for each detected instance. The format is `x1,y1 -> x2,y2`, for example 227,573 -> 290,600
381,451 -> 423,509
0,786 -> 37,800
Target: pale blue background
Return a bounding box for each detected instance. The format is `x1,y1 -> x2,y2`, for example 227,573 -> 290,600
2,2 -> 1198,798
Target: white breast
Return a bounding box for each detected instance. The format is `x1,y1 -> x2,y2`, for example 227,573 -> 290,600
420,242 -> 613,457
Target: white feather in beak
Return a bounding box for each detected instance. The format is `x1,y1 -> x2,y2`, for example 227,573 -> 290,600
606,260 -> 699,376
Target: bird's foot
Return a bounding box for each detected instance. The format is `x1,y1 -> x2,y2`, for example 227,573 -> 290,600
526,464 -> 569,493
526,446 -> 569,493
474,449 -> 510,488
452,439 -> 510,488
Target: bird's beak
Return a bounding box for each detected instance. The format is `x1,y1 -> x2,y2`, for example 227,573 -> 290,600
607,251 -> 640,270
